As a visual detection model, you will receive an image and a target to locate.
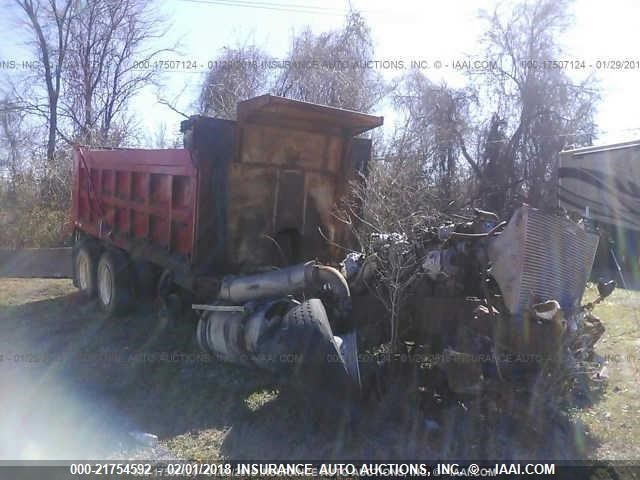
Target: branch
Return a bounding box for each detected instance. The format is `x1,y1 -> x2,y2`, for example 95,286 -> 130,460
158,98 -> 189,119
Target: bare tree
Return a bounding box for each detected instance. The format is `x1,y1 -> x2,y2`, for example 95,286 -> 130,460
144,120 -> 181,148
339,161 -> 447,352
0,97 -> 29,201
392,71 -> 477,203
273,11 -> 388,112
199,44 -> 272,119
14,0 -> 75,170
469,0 -> 599,212
199,11 -> 389,118
62,0 -> 172,146
385,0 -> 599,215
370,233 -> 420,353
1,0 -> 174,249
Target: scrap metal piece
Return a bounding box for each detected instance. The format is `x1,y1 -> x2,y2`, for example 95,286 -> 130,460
572,311 -> 605,358
218,263 -> 312,303
597,279 -> 616,298
196,298 -> 360,390
488,206 -> 599,315
532,299 -> 560,321
192,304 -> 246,312
217,261 -> 351,318
334,330 -> 361,389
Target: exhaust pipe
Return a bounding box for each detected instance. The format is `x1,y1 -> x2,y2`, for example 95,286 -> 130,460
196,263 -> 359,390
217,261 -> 352,319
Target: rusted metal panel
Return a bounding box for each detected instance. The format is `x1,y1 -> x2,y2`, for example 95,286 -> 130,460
488,205 -> 599,315
240,123 -> 344,173
226,163 -> 278,269
275,170 -> 305,231
227,123 -> 348,269
237,94 -> 383,136
191,96 -> 383,272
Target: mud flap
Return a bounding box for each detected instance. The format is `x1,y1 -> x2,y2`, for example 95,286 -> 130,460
254,299 -> 360,394
334,330 -> 361,389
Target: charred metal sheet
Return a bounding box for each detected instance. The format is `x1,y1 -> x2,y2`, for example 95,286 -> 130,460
226,112 -> 372,270
226,162 -> 279,270
187,117 -> 235,274
275,170 -> 305,232
0,248 -> 72,278
237,94 -> 384,136
488,206 -> 599,315
348,137 -> 373,176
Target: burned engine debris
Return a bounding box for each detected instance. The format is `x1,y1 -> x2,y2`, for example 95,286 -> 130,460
191,204 -> 609,397
194,261 -> 361,393
343,205 -> 609,394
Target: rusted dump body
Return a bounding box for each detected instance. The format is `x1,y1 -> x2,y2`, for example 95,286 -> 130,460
72,95 -> 383,291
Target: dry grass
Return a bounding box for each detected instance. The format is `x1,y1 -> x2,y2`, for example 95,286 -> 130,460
0,278 -> 638,462
0,278 -> 75,306
573,286 -> 640,460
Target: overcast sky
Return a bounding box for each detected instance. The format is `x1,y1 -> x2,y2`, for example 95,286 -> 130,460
1,0 -> 639,146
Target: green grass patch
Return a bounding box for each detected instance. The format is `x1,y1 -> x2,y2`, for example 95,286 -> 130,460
574,286 -> 640,460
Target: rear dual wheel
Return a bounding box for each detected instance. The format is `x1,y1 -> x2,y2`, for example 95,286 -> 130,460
96,250 -> 133,317
73,244 -> 98,298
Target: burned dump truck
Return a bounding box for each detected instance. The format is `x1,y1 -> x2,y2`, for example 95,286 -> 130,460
69,94 -> 609,395
71,95 -> 382,391
346,206 -> 611,393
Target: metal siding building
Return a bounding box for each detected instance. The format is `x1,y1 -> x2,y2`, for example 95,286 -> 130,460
559,140 -> 640,231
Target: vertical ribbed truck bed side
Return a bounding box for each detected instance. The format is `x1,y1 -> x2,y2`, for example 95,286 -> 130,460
72,147 -> 199,276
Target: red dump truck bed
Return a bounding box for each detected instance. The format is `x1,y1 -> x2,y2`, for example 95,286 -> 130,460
71,95 -> 383,292
73,147 -> 195,254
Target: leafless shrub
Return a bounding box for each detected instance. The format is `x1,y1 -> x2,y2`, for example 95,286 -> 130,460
0,176 -> 69,248
337,158 -> 470,352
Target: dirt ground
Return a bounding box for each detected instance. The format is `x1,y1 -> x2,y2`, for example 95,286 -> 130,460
0,278 -> 638,463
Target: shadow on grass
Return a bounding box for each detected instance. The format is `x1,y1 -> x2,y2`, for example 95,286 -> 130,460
0,294 -> 267,455
220,360 -> 604,461
0,292 -> 605,461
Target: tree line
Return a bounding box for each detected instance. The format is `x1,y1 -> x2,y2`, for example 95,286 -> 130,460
0,0 -> 599,247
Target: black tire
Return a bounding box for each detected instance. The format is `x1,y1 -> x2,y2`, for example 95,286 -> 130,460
132,260 -> 159,299
96,250 -> 133,316
157,292 -> 183,331
73,244 -> 99,298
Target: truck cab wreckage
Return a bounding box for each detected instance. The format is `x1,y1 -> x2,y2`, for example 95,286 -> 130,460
346,205 -> 610,393
68,95 -> 611,396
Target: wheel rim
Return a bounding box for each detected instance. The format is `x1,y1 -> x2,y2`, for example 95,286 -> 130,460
77,252 -> 90,290
98,262 -> 113,306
